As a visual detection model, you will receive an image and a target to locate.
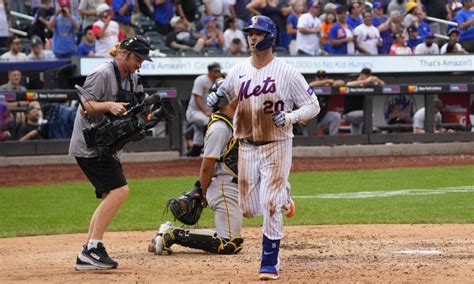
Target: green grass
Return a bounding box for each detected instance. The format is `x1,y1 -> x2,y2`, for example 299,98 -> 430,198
1,166 -> 473,238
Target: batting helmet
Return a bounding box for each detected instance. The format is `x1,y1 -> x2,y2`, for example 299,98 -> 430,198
242,15 -> 276,51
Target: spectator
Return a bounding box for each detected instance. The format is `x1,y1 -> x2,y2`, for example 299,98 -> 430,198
389,10 -> 406,35
414,32 -> 439,54
49,0 -> 80,58
18,105 -> 45,141
246,0 -> 292,47
440,28 -> 467,54
222,0 -> 237,26
329,5 -> 356,55
152,0 -> 174,35
234,0 -> 252,29
1,37 -> 28,61
174,0 -> 198,28
343,68 -> 385,135
0,0 -> 8,47
421,0 -> 448,37
403,1 -> 418,28
447,0 -> 463,21
112,0 -> 138,38
92,3 -> 122,57
166,16 -> 205,52
455,0 -> 474,53
78,0 -> 104,31
406,25 -> 423,50
321,10 -> 336,54
0,69 -> 26,92
354,10 -> 382,55
413,98 -> 451,133
372,1 -> 392,54
27,36 -> 56,60
414,6 -> 432,40
28,0 -> 54,42
296,1 -> 322,56
0,69 -> 33,127
286,0 -> 303,55
227,37 -> 244,55
75,25 -> 96,56
0,101 -> 11,141
389,32 -> 412,54
138,0 -> 154,18
200,16 -> 224,51
308,69 -> 344,136
185,62 -> 222,157
387,0 -> 406,15
223,17 -> 247,54
203,0 -> 224,30
319,2 -> 337,22
346,1 -> 362,29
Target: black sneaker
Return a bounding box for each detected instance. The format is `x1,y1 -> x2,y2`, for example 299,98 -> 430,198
74,256 -> 102,271
79,243 -> 118,269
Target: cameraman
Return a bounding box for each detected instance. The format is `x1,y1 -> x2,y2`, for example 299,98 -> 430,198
69,36 -> 152,271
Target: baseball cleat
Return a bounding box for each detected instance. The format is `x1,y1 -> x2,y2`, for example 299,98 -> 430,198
282,183 -> 295,218
259,266 -> 279,281
282,198 -> 295,218
153,221 -> 175,255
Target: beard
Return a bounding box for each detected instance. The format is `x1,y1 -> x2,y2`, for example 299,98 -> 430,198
426,42 -> 433,47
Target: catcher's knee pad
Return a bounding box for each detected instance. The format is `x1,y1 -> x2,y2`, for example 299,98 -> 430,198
174,229 -> 244,254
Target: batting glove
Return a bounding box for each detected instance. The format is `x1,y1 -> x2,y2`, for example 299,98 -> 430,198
206,89 -> 225,108
272,111 -> 298,128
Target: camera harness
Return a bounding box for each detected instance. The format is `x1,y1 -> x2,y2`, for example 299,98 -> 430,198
78,60 -> 148,158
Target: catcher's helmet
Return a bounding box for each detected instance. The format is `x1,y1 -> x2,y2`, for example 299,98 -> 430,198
242,15 -> 276,51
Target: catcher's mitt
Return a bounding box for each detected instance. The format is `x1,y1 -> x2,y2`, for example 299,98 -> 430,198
166,181 -> 204,225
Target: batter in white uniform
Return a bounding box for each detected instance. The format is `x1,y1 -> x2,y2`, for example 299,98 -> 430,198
207,15 -> 320,281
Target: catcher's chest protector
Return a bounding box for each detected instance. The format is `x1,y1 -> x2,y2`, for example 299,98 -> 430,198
207,113 -> 238,177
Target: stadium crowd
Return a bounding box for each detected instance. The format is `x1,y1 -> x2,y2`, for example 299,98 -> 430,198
0,0 -> 472,142
0,0 -> 472,58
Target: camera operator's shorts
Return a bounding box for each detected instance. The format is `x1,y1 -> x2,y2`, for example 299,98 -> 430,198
76,156 -> 128,199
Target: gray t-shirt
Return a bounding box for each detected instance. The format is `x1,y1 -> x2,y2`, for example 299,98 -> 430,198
202,118 -> 234,177
187,74 -> 214,114
68,61 -> 143,158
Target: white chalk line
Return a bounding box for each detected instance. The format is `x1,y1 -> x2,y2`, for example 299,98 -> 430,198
293,186 -> 474,199
391,250 -> 443,255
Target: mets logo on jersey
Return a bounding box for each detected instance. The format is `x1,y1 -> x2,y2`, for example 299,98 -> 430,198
238,77 -> 276,101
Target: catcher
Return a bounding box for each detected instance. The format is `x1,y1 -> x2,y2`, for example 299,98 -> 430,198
148,80 -> 244,254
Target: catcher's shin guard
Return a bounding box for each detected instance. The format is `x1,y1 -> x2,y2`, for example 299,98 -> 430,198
174,229 -> 244,254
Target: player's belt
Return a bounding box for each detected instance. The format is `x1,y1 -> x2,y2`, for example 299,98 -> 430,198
241,139 -> 273,146
213,175 -> 238,184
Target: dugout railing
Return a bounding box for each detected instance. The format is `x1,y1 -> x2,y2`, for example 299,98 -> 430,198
0,88 -> 183,156
0,84 -> 473,156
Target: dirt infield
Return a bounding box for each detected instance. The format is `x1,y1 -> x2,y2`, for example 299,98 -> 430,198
0,225 -> 473,282
1,155 -> 474,282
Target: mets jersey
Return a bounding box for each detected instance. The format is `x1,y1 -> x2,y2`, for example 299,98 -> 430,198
220,57 -> 318,142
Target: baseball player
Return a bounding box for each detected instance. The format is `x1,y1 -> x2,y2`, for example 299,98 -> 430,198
149,90 -> 244,255
185,62 -> 222,157
207,15 -> 320,281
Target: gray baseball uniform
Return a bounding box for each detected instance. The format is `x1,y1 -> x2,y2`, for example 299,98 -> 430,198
186,74 -> 214,147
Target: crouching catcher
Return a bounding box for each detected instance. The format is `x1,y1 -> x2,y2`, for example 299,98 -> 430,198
148,80 -> 244,255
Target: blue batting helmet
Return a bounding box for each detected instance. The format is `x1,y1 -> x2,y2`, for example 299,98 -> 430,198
242,15 -> 276,51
